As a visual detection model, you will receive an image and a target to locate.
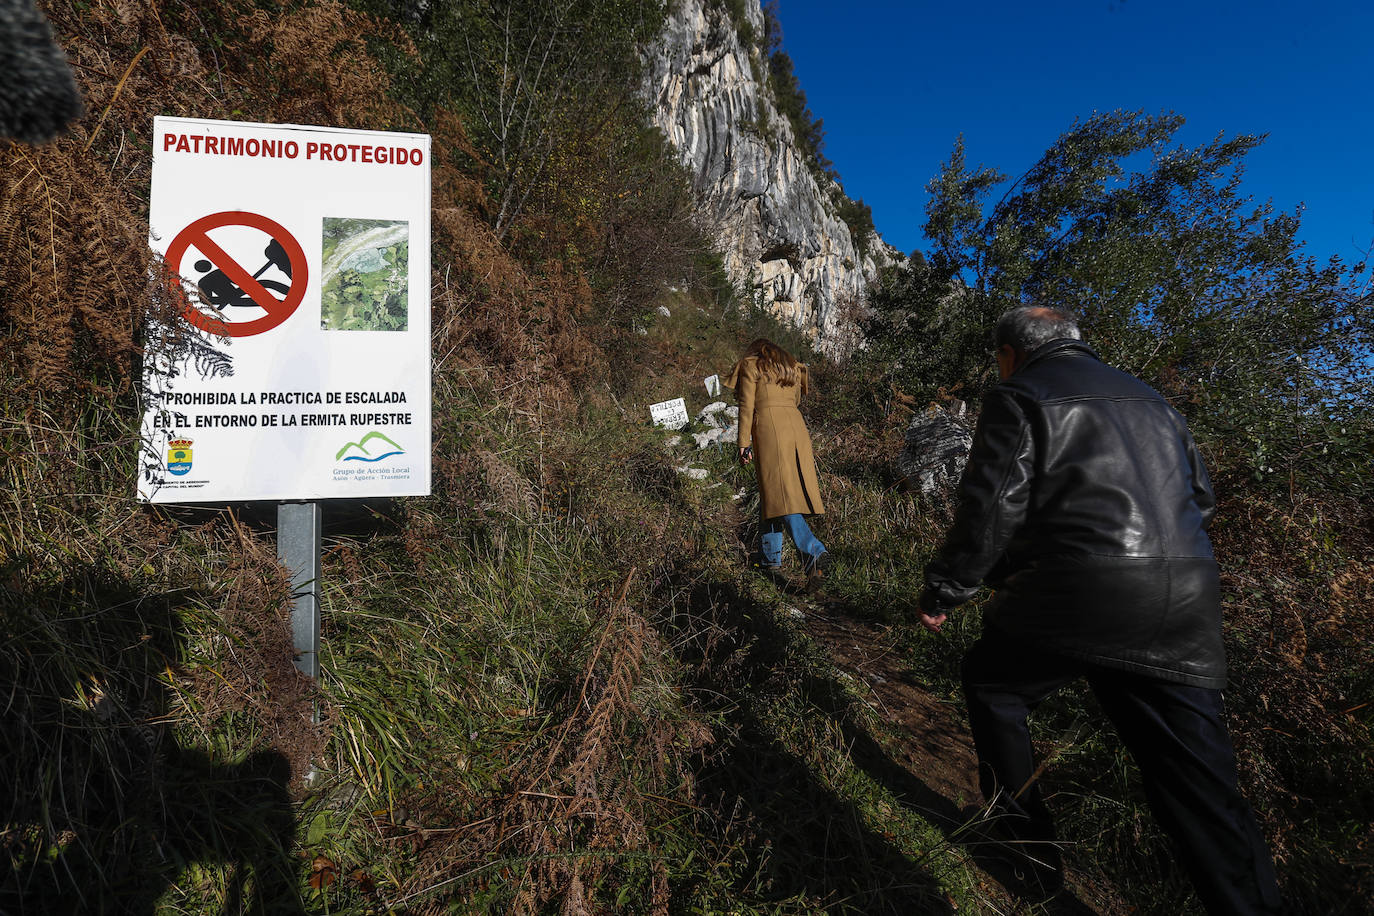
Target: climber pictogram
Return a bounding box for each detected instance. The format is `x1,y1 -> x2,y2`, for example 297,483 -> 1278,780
165,211 -> 308,338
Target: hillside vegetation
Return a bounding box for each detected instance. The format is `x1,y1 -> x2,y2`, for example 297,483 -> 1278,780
3,1 -> 1372,914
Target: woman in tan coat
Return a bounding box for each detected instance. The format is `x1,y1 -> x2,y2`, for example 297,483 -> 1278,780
725,338 -> 831,584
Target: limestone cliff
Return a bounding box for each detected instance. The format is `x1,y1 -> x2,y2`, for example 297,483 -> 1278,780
641,0 -> 896,351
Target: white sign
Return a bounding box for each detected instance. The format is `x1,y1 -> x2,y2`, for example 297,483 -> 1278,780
704,374 -> 721,397
650,397 -> 689,430
140,117 -> 432,502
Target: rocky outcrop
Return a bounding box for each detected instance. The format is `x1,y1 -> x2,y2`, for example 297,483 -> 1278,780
896,402 -> 973,496
641,0 -> 896,351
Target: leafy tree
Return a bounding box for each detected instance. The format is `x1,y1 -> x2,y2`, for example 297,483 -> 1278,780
863,110 -> 1374,493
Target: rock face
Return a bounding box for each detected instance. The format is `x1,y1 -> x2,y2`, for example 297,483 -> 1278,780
896,402 -> 973,496
641,0 -> 895,351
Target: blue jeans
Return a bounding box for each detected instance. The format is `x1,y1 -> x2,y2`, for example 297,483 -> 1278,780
760,514 -> 826,568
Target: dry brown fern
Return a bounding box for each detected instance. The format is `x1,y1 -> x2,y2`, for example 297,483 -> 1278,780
244,0 -> 414,129
400,570 -> 680,916
172,513 -> 327,786
0,143 -> 149,395
478,449 -> 540,519
499,569 -> 662,916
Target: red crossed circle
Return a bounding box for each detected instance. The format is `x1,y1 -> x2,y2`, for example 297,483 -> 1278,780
166,211 -> 308,338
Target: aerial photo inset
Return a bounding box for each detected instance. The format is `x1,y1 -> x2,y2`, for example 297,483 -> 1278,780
320,217 -> 409,331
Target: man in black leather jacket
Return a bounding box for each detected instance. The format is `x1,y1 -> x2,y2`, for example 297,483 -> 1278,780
919,306 -> 1283,913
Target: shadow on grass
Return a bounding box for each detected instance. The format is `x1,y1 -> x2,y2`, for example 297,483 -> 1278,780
669,563 -> 1103,915
0,565 -> 304,915
802,593 -> 1104,915
663,573 -> 954,915
838,717 -> 1101,915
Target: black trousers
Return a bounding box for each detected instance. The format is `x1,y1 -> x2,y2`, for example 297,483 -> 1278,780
961,631 -> 1284,915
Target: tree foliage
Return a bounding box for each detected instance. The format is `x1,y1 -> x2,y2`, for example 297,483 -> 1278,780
761,0 -> 832,180
354,0 -> 718,365
863,110 -> 1374,494
833,193 -> 875,260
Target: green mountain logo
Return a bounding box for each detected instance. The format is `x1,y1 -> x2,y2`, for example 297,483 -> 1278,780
336,431 -> 405,462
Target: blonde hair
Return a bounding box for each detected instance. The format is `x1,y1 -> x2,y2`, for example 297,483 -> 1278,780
744,337 -> 803,388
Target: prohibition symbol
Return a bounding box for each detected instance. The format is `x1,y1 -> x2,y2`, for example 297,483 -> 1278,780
166,211 -> 308,338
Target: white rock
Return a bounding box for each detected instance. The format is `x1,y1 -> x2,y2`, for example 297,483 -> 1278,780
640,0 -> 899,353
691,425 -> 738,449
657,305 -> 672,318
694,403 -> 739,446
696,404 -> 728,429
896,402 -> 973,495
676,466 -> 709,480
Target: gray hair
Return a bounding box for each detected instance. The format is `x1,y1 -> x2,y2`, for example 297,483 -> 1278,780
994,306 -> 1082,353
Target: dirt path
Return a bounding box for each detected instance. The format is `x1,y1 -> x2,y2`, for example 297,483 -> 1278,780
794,599 -> 1134,915
800,605 -> 983,805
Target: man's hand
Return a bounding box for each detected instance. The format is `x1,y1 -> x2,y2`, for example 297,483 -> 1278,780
739,446 -> 753,465
917,588 -> 951,633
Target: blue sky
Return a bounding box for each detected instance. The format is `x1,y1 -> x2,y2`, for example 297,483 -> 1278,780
772,0 -> 1374,265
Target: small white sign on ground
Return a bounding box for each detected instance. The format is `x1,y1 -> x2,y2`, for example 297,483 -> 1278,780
704,374 -> 721,397
140,116 -> 432,503
650,397 -> 690,430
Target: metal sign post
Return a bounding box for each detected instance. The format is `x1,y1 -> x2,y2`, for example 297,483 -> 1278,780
278,501 -> 322,680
